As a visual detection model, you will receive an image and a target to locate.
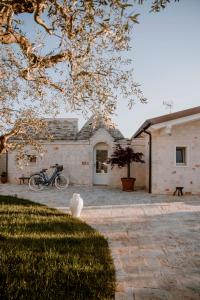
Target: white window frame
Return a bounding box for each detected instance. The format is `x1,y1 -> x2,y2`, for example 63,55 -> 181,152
175,145 -> 189,167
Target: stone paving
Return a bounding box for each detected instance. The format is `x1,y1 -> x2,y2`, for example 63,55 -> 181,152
0,184 -> 200,300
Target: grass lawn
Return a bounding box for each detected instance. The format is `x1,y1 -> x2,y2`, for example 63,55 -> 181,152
0,195 -> 115,300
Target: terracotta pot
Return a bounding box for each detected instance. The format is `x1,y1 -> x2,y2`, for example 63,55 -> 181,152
1,176 -> 7,184
121,177 -> 136,191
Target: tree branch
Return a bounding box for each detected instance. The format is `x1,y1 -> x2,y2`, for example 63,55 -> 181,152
34,1 -> 53,34
0,129 -> 17,154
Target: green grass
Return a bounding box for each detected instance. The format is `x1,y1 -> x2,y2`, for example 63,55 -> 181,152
0,195 -> 115,300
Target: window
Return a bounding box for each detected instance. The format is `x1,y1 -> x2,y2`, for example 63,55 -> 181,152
27,155 -> 37,163
176,147 -> 186,165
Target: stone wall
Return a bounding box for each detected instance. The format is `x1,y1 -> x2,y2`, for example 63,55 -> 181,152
7,141 -> 91,185
7,128 -> 147,189
131,138 -> 146,190
151,119 -> 200,194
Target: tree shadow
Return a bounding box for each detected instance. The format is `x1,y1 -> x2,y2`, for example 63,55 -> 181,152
0,195 -> 42,206
0,197 -> 115,300
0,234 -> 115,300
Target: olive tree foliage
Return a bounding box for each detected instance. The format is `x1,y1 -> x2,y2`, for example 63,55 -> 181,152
142,0 -> 179,12
0,46 -> 55,160
0,0 -> 179,156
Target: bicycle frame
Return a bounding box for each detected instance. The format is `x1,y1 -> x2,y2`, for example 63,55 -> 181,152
39,168 -> 61,186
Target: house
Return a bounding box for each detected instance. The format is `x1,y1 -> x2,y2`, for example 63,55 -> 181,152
133,106 -> 200,194
2,115 -> 145,188
1,106 -> 200,195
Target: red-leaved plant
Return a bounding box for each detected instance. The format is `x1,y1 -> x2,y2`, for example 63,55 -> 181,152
108,144 -> 144,178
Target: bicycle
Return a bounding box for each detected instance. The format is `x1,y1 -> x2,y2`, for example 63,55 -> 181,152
29,164 -> 69,191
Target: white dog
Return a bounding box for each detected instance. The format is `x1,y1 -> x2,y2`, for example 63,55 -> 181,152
69,193 -> 83,217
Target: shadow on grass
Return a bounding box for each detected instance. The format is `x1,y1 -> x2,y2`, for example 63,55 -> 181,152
0,195 -> 42,206
3,219 -> 96,235
0,196 -> 115,300
0,210 -> 67,217
0,233 -> 110,263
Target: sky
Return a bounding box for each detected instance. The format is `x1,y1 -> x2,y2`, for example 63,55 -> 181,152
60,0 -> 200,137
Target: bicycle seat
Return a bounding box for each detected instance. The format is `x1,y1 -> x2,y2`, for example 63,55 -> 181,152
42,168 -> 48,172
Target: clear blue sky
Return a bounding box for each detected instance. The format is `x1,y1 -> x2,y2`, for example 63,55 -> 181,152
61,0 -> 200,137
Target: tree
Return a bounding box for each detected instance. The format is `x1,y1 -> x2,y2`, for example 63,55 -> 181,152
0,0 -> 179,155
0,46 -> 53,159
148,0 -> 180,12
108,144 -> 144,179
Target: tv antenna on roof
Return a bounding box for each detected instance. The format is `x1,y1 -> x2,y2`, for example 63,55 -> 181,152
163,101 -> 173,114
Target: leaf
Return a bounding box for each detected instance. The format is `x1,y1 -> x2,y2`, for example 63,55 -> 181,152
121,3 -> 133,9
120,3 -> 133,17
128,14 -> 140,24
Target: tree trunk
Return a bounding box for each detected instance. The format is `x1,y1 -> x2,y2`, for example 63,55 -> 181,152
0,130 -> 16,155
127,162 -> 131,178
0,136 -> 6,155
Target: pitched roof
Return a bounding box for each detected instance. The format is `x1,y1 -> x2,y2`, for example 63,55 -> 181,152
11,118 -> 79,141
46,118 -> 78,140
77,115 -> 124,140
12,116 -> 124,141
26,118 -> 78,140
133,106 -> 200,138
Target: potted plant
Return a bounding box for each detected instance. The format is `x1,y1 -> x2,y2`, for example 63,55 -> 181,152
108,144 -> 144,191
1,172 -> 8,184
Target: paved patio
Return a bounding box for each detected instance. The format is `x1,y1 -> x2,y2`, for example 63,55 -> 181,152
0,184 -> 200,300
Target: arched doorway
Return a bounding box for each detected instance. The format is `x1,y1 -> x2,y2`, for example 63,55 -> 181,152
93,143 -> 109,185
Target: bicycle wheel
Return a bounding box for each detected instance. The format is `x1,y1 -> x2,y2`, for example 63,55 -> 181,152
29,174 -> 44,191
55,174 -> 69,190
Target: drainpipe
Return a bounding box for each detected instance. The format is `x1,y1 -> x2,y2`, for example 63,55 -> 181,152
144,130 -> 152,193
6,150 -> 8,177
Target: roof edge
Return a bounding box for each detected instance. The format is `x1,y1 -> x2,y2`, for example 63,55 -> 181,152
43,118 -> 78,121
132,105 -> 200,139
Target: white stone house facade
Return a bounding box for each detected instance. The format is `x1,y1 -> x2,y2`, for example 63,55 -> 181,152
4,116 -> 146,189
133,106 -> 200,194
1,106 -> 200,194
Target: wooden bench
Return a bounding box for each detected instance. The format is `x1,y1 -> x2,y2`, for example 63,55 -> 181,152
19,177 -> 30,184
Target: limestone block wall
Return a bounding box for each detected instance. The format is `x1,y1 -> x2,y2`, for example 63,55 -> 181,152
7,127 -> 146,189
151,119 -> 200,194
42,142 -> 91,185
131,138 -> 146,189
8,150 -> 39,183
7,141 -> 92,185
8,129 -> 113,186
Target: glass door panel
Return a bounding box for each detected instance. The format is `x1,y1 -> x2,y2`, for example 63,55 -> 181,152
96,150 -> 108,174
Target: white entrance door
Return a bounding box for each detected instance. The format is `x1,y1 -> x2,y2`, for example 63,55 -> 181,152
93,144 -> 109,185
